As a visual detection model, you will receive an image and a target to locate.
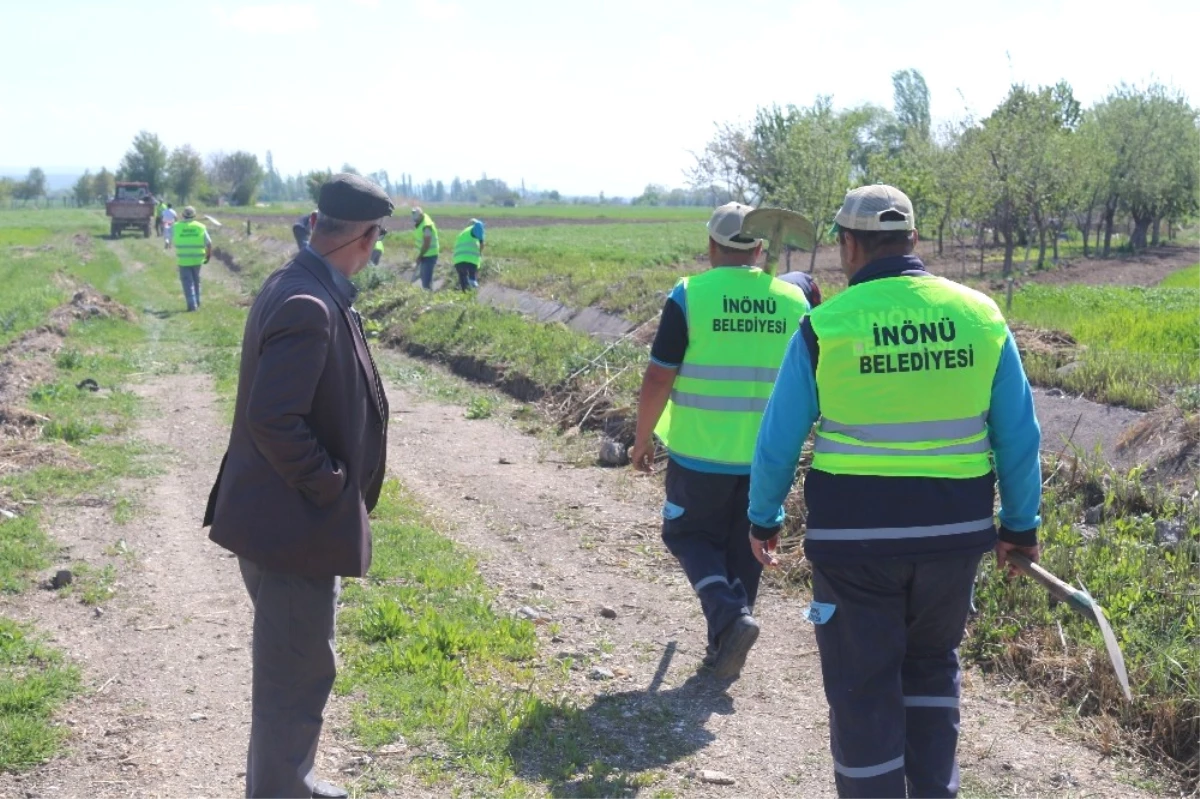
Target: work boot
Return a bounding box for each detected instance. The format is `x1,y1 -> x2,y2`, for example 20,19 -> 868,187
312,780 -> 348,798
711,615 -> 760,679
701,641 -> 719,669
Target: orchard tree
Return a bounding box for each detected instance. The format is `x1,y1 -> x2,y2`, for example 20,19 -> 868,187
73,171 -> 94,206
118,131 -> 168,193
93,167 -> 115,203
15,167 -> 47,202
167,145 -> 205,203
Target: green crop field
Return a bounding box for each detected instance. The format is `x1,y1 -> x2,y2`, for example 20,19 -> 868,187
1004,280 -> 1200,409
2,207 -> 1197,790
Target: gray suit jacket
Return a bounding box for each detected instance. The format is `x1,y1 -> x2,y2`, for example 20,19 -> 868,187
204,250 -> 388,577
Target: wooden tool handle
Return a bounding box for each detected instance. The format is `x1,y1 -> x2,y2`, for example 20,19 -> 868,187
1008,552 -> 1095,619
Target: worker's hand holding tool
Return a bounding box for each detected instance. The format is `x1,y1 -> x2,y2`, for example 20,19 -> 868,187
630,438 -> 654,473
995,540 -> 1040,579
749,527 -> 781,568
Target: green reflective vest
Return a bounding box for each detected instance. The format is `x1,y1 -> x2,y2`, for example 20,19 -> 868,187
808,275 -> 1008,479
453,226 -> 481,266
174,220 -> 208,267
155,202 -> 166,217
373,239 -> 384,255
654,268 -> 810,468
414,214 -> 439,257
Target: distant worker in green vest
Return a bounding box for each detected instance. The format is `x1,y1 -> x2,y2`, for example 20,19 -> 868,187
748,184 -> 1042,798
411,206 -> 439,290
453,218 -> 485,291
370,234 -> 385,266
173,206 -> 212,312
630,202 -> 811,680
155,198 -> 167,236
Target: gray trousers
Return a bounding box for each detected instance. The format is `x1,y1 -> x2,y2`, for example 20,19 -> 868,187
239,557 -> 340,799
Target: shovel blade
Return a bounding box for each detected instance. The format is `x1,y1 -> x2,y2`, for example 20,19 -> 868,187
741,208 -> 817,253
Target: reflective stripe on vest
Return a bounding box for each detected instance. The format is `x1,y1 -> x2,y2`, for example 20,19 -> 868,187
453,226 -> 481,265
653,268 -> 810,467
414,214 -> 439,255
805,517 -> 995,541
677,364 -> 779,383
174,221 -> 207,267
808,275 -> 1007,479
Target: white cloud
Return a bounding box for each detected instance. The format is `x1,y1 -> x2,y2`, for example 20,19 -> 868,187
216,4 -> 319,34
347,0 -> 380,7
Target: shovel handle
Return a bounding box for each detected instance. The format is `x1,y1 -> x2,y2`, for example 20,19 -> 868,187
1008,552 -> 1096,620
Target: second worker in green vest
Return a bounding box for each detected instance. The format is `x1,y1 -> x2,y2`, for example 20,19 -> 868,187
453,218 -> 485,291
173,206 -> 212,313
631,202 -> 811,680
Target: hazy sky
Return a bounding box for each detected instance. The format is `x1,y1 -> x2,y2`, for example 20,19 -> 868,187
1,0 -> 1196,196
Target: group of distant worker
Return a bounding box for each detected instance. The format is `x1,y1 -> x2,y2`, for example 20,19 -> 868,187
292,205 -> 486,292
186,171 -> 1040,799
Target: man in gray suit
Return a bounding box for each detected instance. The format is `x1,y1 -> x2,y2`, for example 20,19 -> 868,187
204,174 -> 392,799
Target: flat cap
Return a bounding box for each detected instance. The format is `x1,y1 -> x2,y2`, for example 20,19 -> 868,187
318,173 -> 394,221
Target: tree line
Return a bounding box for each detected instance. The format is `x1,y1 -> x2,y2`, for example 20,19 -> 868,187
689,72 -> 1199,271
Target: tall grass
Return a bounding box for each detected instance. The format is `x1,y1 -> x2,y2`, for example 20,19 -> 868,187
967,456 -> 1199,785
1004,283 -> 1200,409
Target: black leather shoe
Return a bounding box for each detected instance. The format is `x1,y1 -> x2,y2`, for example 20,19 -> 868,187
312,780 -> 349,799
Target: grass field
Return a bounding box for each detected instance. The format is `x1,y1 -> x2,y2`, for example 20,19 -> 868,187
3,208 -> 1198,787
1004,277 -> 1200,409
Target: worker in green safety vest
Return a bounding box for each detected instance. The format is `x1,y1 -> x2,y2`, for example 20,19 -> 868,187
370,235 -> 385,266
748,184 -> 1043,797
630,202 -> 811,681
411,207 -> 439,290
173,206 -> 212,312
155,199 -> 167,236
452,218 -> 485,290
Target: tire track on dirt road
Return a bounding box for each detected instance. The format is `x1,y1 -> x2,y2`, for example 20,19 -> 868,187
379,366 -> 1161,798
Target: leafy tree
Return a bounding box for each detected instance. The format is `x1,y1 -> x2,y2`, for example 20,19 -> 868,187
208,151 -> 264,206
167,145 -> 205,203
1094,84 -> 1198,251
261,151 -> 286,201
118,131 -> 168,193
0,177 -> 14,205
306,170 -> 333,204
892,69 -> 931,141
15,167 -> 47,202
73,171 -> 94,206
93,168 -> 115,202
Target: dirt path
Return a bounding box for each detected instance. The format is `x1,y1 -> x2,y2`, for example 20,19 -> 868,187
380,368 -> 1160,798
0,374 -> 350,799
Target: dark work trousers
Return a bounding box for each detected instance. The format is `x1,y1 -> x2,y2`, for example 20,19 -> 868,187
239,557 -> 340,799
454,261 -> 473,291
811,554 -> 982,799
660,459 -> 760,650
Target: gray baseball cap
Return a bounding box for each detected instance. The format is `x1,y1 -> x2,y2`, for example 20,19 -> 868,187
707,202 -> 761,250
833,184 -> 915,232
